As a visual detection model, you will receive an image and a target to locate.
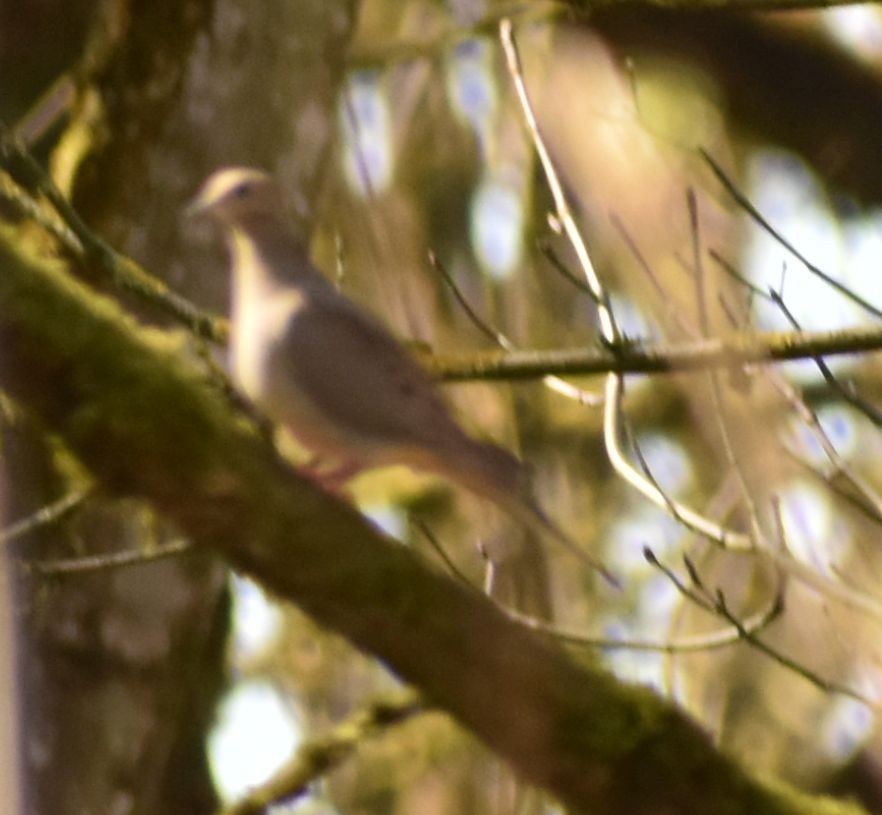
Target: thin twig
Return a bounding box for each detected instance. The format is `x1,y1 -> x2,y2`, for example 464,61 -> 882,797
430,250 -> 508,346
689,189 -> 764,543
710,249 -> 767,300
413,520 -> 479,590
747,280 -> 882,521
622,415 -> 702,535
499,17 -> 882,626
430,250 -> 602,406
0,488 -> 90,545
609,213 -> 697,339
501,18 -> 737,551
537,239 -> 597,300
14,73 -> 75,145
701,148 -> 882,321
26,538 -> 192,576
420,517 -> 775,653
776,379 -> 882,522
713,590 -> 877,709
713,248 -> 882,428
771,287 -> 882,427
0,123 -> 226,343
784,447 -> 882,526
218,691 -> 425,815
499,20 -> 618,344
652,542 -> 877,706
644,548 -> 717,613
506,594 -> 782,653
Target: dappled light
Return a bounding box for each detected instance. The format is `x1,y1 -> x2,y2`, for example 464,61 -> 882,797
4,1 -> 882,814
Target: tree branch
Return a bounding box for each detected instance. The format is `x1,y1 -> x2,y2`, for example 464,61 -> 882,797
219,691 -> 425,815
433,319 -> 882,381
0,232 -> 865,813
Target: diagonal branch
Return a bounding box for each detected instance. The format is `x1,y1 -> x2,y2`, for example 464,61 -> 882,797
0,222 -> 864,814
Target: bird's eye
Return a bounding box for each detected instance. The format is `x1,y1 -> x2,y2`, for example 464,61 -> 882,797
232,182 -> 251,199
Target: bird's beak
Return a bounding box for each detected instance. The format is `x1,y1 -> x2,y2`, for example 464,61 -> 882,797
185,177 -> 221,219
184,192 -> 211,219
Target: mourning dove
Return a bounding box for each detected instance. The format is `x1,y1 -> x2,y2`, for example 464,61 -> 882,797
189,167 -> 614,585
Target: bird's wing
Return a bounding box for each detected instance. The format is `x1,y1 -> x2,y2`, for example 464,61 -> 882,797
263,293 -> 468,460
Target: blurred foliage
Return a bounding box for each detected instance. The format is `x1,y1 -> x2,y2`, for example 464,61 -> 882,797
6,0 -> 882,813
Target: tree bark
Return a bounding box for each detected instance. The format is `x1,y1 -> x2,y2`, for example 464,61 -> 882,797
0,233 -> 863,815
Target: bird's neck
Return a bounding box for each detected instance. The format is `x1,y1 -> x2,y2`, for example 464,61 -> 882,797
228,214 -> 318,290
226,217 -> 316,400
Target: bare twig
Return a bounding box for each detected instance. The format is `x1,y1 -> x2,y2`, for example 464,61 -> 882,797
430,250 -> 602,406
717,259 -> 882,524
689,189 -> 764,543
26,538 -> 192,576
701,149 -> 882,321
507,588 -> 783,653
413,520 -> 479,590
778,380 -> 882,522
609,213 -> 698,339
0,488 -> 90,545
537,239 -> 597,300
644,548 -> 719,613
712,590 -> 877,709
218,691 -> 425,815
682,537 -> 875,707
418,515 -> 777,654
0,123 -> 226,343
13,73 -> 75,145
713,249 -> 882,428
771,288 -> 882,427
430,250 -> 509,346
500,19 -> 882,628
648,544 -> 876,708
499,21 -> 618,344
622,416 -> 703,535
501,18 -> 743,555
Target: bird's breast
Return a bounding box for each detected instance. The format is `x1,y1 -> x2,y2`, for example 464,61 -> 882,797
231,279 -> 305,404
231,283 -> 368,458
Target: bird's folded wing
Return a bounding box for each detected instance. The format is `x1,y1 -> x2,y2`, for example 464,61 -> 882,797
265,296 -> 467,454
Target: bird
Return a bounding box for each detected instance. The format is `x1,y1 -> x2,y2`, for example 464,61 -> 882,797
188,167 -> 616,586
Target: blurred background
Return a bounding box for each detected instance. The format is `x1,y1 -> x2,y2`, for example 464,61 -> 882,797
4,0 -> 882,812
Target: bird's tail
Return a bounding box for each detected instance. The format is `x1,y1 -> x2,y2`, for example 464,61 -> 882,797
444,438 -> 525,504
439,438 -> 620,589
502,491 -> 620,590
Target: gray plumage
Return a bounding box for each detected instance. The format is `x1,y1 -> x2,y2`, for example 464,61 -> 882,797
189,167 -> 614,585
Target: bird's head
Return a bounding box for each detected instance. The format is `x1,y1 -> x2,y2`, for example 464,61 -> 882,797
187,167 -> 281,225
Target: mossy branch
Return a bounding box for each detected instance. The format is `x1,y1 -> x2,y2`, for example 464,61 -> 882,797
0,233 -> 865,814
432,324 -> 882,382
